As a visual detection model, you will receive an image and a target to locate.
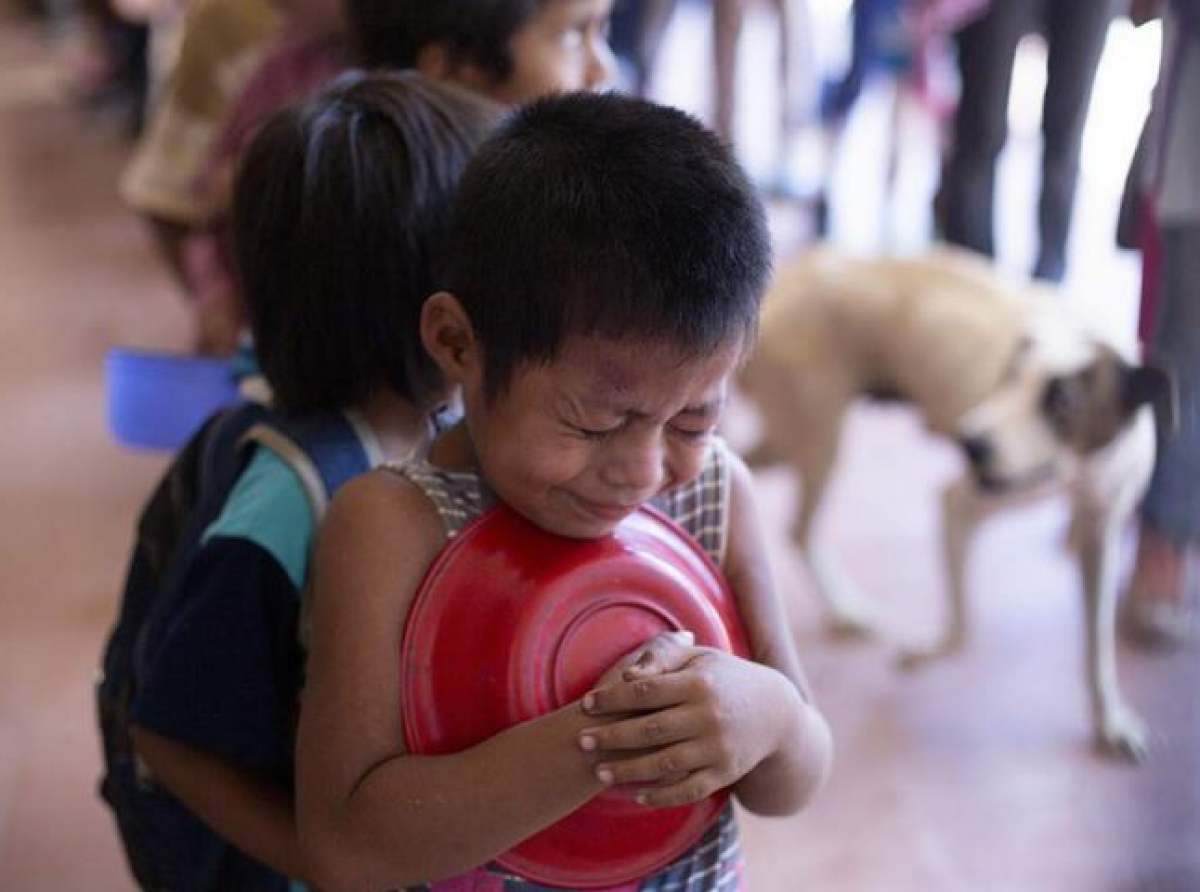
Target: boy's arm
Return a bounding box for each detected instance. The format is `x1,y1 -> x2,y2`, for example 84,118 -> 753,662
577,453 -> 833,816
129,727 -> 308,880
295,472 -> 611,892
717,453 -> 833,813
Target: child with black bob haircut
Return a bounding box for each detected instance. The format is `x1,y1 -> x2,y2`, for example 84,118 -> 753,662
232,71 -> 475,418
124,71 -> 495,891
296,90 -> 833,891
346,0 -> 614,102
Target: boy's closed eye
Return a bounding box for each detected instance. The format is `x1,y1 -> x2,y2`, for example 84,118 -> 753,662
570,413 -> 716,441
561,400 -> 625,440
670,402 -> 722,441
668,423 -> 713,442
575,423 -> 622,441
561,391 -> 722,442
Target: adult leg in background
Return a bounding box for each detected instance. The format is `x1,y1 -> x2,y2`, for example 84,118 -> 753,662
712,0 -> 747,143
937,0 -> 1033,257
1032,0 -> 1117,282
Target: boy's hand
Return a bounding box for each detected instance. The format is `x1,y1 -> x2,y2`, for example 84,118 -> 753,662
591,629 -> 697,690
578,650 -> 797,807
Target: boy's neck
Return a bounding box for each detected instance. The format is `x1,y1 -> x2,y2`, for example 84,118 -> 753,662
356,390 -> 428,462
427,421 -> 477,472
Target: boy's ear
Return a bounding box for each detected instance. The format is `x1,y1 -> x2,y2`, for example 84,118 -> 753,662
421,291 -> 479,382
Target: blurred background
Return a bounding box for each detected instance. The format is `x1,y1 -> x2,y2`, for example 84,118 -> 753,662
1,0 -> 1197,889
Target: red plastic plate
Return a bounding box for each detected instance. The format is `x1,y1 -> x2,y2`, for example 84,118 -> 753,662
399,504 -> 750,889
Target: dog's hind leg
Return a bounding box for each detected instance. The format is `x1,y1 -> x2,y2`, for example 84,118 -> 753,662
736,362 -> 875,633
789,409 -> 881,636
899,474 -> 989,669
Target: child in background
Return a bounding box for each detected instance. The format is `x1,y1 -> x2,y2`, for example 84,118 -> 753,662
296,91 -> 833,892
189,0 -> 616,355
811,0 -> 987,242
346,0 -> 614,101
181,0 -> 350,354
126,72 -> 495,891
202,0 -> 348,185
118,0 -> 278,300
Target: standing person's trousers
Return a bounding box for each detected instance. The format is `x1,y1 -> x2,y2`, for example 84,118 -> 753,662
939,0 -> 1116,281
1142,222 -> 1200,543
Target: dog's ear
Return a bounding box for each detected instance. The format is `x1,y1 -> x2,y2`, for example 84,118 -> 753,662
1123,363 -> 1178,433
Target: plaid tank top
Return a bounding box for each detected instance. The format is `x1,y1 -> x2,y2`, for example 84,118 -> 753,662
384,438 -> 744,892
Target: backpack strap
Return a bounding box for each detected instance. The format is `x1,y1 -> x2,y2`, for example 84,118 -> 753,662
240,411 -> 376,651
195,403 -> 275,501
136,401 -> 275,657
243,404 -> 457,519
242,410 -> 378,522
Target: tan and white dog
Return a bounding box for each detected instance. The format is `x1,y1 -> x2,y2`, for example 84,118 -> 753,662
737,246 -> 1172,761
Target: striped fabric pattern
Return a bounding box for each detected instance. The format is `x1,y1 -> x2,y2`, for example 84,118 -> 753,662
398,805 -> 740,892
388,437 -> 732,565
649,438 -> 730,568
391,463 -> 485,538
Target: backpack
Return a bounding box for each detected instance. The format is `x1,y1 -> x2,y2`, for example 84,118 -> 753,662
96,400 -> 373,891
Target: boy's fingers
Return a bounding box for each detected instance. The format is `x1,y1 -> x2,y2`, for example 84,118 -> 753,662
593,630 -> 697,690
592,740 -> 705,787
621,630 -> 696,680
633,768 -> 724,808
579,706 -> 696,754
582,671 -> 691,717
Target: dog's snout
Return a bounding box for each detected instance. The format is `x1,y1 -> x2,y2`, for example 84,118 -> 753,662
959,433 -> 992,467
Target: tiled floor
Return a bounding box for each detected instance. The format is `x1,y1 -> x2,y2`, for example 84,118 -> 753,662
0,3 -> 1197,890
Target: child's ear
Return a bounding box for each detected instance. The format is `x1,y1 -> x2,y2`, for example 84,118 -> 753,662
415,43 -> 453,79
421,292 -> 479,382
415,43 -> 495,95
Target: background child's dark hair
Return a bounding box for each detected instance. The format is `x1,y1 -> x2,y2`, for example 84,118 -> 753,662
346,0 -> 542,81
232,70 -> 495,415
446,90 -> 772,400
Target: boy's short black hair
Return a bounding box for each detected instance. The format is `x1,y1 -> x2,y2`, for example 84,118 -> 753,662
446,90 -> 772,400
347,0 -> 542,81
232,71 -> 495,415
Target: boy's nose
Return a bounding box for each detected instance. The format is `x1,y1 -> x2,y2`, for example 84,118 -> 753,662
601,434 -> 666,496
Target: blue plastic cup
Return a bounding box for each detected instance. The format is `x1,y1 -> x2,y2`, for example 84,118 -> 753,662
105,347 -> 242,452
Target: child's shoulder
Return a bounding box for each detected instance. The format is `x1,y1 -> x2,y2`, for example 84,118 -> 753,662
200,444 -> 315,587
313,465 -> 452,613
373,456 -> 485,539
323,461 -> 449,543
